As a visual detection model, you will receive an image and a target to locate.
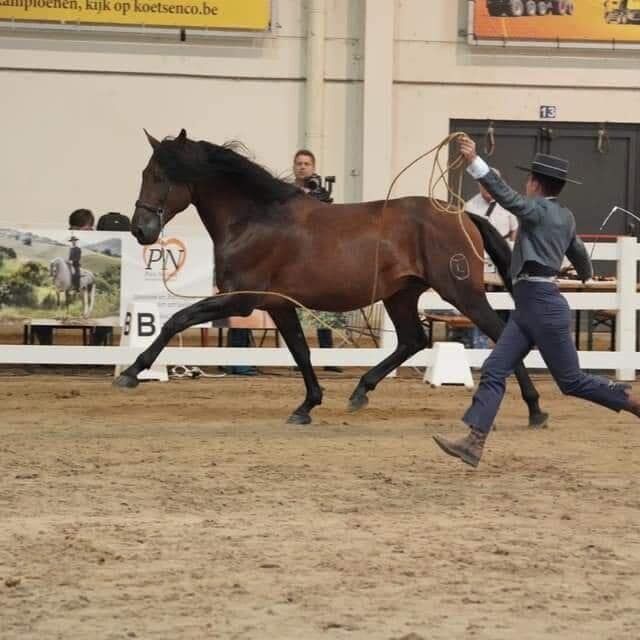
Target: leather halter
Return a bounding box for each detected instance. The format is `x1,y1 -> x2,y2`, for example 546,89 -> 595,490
134,182 -> 172,226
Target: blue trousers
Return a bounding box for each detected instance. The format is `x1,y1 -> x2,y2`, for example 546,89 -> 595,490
464,280 -> 629,433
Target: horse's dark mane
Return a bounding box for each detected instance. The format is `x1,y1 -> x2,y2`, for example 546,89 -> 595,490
153,136 -> 300,205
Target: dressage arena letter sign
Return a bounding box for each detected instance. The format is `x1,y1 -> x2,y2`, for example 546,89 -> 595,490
0,0 -> 270,31
123,310 -> 157,338
118,301 -> 167,382
137,312 -> 156,337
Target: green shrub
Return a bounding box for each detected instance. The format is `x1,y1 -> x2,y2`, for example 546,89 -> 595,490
0,275 -> 37,307
40,292 -> 58,309
17,261 -> 50,286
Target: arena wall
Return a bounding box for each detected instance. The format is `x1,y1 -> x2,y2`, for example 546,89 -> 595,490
0,0 -> 363,227
1,0 -> 640,225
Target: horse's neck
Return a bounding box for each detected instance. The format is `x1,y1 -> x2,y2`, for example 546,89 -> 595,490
194,188 -> 251,246
54,260 -> 71,287
195,204 -> 224,245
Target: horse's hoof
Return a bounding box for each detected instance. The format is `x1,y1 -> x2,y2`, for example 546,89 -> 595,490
286,413 -> 312,426
529,411 -> 549,429
113,374 -> 140,389
348,393 -> 369,413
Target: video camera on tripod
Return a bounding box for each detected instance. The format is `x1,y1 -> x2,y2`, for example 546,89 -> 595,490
304,173 -> 336,203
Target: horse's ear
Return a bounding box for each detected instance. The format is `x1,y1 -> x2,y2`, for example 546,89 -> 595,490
177,128 -> 188,143
144,129 -> 160,150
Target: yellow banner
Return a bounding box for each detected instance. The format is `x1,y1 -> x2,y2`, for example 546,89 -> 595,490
474,0 -> 640,43
0,0 -> 270,30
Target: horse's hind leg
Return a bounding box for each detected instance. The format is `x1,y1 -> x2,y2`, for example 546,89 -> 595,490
455,292 -> 548,428
348,286 -> 427,412
269,306 -> 323,425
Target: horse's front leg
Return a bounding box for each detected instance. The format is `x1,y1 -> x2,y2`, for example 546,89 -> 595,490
114,295 -> 255,389
269,307 -> 323,425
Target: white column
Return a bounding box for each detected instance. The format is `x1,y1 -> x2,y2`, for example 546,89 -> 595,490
616,236 -> 637,380
363,1 -> 395,372
362,0 -> 394,201
305,0 -> 326,166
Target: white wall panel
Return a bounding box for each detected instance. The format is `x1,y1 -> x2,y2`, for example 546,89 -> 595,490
0,72 -> 304,228
2,0 -> 640,228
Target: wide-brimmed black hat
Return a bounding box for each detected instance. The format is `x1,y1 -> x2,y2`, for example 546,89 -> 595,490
515,153 -> 581,185
69,235 -> 79,242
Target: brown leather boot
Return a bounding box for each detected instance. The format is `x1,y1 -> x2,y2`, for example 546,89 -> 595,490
611,382 -> 640,418
624,393 -> 640,418
433,428 -> 487,468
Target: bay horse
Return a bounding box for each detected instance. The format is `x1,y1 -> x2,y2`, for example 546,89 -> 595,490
115,129 -> 548,428
49,257 -> 96,318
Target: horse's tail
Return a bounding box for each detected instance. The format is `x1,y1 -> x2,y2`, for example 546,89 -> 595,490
467,212 -> 513,293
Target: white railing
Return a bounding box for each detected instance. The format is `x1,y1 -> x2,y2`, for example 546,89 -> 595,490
413,238 -> 639,380
1,238 -> 639,380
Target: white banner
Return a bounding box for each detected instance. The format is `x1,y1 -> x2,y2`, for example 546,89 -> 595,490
120,233 -> 213,325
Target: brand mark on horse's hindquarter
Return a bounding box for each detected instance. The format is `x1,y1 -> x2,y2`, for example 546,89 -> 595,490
450,254 -> 470,281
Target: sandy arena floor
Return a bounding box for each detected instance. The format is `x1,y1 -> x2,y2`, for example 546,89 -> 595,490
1,370 -> 639,639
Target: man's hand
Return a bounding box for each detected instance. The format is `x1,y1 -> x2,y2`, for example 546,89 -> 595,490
458,134 -> 478,165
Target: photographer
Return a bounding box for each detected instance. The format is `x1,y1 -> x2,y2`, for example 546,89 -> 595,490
293,149 -> 333,203
292,149 -> 342,372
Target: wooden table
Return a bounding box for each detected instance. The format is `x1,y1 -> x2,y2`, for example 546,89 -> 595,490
23,319 -> 113,346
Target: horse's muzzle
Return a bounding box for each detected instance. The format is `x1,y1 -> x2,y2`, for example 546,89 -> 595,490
130,216 -> 160,245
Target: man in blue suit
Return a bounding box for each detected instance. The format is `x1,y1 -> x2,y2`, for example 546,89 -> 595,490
433,135 -> 640,468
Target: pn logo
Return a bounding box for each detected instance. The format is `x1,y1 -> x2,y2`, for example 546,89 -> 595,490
142,238 -> 187,280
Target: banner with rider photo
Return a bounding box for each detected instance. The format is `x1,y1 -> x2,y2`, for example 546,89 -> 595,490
0,227 -> 214,329
472,1 -> 640,45
0,228 -> 122,323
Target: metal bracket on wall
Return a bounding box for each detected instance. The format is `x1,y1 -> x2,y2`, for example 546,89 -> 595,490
484,122 -> 496,157
541,127 -> 554,142
536,127 -> 554,154
597,123 -> 610,154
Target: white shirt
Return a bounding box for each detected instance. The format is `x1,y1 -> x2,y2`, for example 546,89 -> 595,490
465,193 -> 519,242
465,170 -> 519,274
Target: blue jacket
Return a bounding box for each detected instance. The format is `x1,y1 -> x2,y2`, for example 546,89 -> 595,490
476,166 -> 593,282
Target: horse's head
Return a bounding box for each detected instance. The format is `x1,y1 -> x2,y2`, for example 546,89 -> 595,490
131,129 -> 195,245
49,258 -> 59,278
